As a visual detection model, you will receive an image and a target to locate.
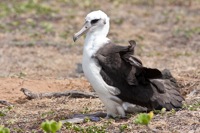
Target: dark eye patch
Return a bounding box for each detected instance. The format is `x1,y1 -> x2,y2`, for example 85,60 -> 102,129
91,19 -> 100,24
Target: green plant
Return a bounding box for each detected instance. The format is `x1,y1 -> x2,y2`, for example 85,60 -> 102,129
170,108 -> 176,114
134,111 -> 154,126
183,102 -> 200,111
119,124 -> 128,132
0,125 -> 10,133
173,27 -> 200,38
41,22 -> 53,33
84,117 -> 91,123
41,120 -> 62,133
153,108 -> 166,115
64,122 -> 106,133
85,125 -> 106,133
0,111 -> 6,117
0,106 -> 13,117
0,0 -> 57,18
41,110 -> 55,118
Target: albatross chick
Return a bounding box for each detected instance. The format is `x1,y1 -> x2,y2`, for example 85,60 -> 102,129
73,10 -> 184,118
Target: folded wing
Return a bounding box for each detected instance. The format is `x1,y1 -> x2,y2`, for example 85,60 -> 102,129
95,40 -> 184,110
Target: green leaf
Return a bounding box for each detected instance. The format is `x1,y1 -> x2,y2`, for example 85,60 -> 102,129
50,121 -> 58,133
57,121 -> 62,130
0,126 -> 10,133
41,120 -> 62,133
41,121 -> 51,133
161,108 -> 166,114
119,124 -> 128,132
3,128 -> 10,133
134,113 -> 151,125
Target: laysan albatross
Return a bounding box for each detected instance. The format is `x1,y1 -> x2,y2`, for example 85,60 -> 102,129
73,10 -> 184,118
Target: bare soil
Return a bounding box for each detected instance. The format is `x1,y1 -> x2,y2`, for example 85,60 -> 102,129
0,0 -> 200,132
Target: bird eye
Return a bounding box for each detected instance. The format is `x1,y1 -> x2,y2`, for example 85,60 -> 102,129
91,19 -> 100,24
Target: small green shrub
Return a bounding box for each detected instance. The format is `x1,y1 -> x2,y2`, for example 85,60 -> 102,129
134,111 -> 154,126
119,124 -> 128,132
0,125 -> 10,133
41,120 -> 62,133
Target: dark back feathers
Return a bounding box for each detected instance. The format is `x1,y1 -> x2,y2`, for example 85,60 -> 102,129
95,40 -> 184,111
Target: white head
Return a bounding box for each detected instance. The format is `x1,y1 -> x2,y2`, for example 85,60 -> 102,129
73,10 -> 110,42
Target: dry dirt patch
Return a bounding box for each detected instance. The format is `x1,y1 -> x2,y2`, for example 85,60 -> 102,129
0,77 -> 91,103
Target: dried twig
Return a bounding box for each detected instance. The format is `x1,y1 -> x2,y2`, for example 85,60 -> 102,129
20,88 -> 98,99
0,100 -> 12,106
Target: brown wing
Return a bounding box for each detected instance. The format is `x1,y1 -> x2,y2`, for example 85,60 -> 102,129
95,40 -> 184,110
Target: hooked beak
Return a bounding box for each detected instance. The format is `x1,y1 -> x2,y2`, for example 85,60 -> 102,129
73,22 -> 91,42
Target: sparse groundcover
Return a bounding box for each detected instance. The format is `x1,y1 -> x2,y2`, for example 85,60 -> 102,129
0,0 -> 200,132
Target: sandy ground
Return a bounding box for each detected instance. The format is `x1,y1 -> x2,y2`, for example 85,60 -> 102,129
0,0 -> 200,132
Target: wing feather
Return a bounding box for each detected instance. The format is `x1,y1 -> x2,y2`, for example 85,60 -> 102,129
95,40 -> 184,111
